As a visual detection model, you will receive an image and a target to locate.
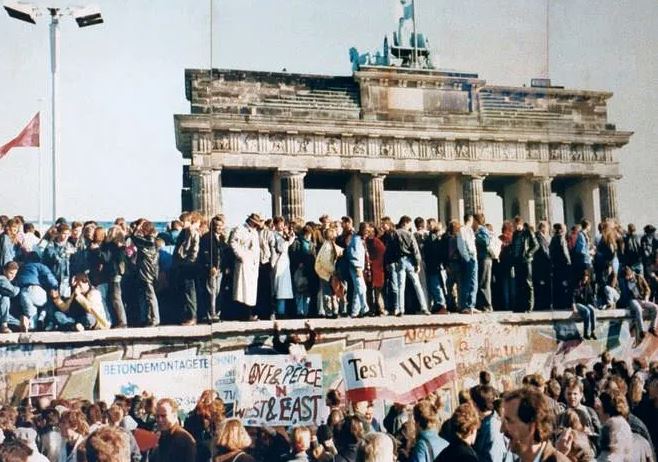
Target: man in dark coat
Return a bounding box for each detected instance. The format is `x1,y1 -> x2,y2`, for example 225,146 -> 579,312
151,398 -> 196,462
510,217 -> 538,312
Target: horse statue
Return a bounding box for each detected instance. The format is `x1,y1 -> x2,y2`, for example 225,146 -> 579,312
349,47 -> 371,71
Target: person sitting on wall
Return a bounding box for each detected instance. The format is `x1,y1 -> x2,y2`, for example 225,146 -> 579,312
13,252 -> 60,332
50,273 -> 109,331
0,261 -> 20,333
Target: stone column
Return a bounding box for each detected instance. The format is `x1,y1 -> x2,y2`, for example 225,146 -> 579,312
280,170 -> 306,222
344,174 -> 363,224
462,174 -> 485,216
599,176 -> 620,221
362,173 -> 386,223
435,175 -> 465,223
190,168 -> 222,217
271,171 -> 282,217
563,178 -> 599,227
503,176 -> 535,225
532,176 -> 553,224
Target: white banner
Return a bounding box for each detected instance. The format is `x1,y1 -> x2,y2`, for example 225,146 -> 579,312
100,351 -> 243,412
341,350 -> 390,402
234,354 -> 324,426
389,338 -> 457,403
212,351 -> 243,403
341,339 -> 457,404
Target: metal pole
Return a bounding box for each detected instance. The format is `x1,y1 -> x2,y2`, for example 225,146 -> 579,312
49,8 -> 60,222
38,108 -> 43,233
545,0 -> 550,78
412,0 -> 417,67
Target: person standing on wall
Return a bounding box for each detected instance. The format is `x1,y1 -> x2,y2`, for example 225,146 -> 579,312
473,213 -> 493,312
229,213 -> 263,321
511,216 -> 538,313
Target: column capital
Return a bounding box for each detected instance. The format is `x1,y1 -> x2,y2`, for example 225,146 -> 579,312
462,172 -> 487,181
278,169 -> 307,178
531,175 -> 554,183
599,175 -> 622,183
361,171 -> 388,178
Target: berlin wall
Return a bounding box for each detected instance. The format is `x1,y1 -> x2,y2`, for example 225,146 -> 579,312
1,311 -> 656,421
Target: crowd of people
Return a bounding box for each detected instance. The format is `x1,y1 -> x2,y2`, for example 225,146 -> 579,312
0,350 -> 657,461
0,212 -> 657,341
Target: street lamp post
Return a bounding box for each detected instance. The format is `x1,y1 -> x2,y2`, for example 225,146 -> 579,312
49,7 -> 60,224
4,1 -> 103,221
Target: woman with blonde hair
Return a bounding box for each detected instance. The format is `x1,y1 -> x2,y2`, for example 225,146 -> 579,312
214,418 -> 257,462
362,432 -> 395,462
315,226 -> 342,318
85,426 -> 128,462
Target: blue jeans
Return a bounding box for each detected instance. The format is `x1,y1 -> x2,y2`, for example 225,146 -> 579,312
275,299 -> 287,317
629,300 -> 658,339
138,280 -> 160,325
426,273 -> 446,310
96,283 -> 112,323
52,306 -> 95,330
295,295 -> 310,317
575,303 -> 597,336
0,296 -> 19,326
386,262 -> 399,313
395,256 -> 428,314
460,258 -> 478,310
602,286 -> 620,308
319,279 -> 337,317
18,286 -> 48,329
349,267 -> 369,317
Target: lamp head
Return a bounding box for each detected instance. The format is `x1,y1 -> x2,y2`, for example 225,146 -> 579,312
71,4 -> 102,27
3,1 -> 37,24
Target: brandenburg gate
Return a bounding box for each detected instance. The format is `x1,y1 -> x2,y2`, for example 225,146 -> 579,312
174,13 -> 631,226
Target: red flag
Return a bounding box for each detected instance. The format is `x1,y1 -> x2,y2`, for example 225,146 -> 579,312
0,113 -> 40,157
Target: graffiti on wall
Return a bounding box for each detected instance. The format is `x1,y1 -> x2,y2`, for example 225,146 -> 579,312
0,316 -> 656,409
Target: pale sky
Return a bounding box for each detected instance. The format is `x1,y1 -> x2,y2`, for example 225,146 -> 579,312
1,0 -> 656,228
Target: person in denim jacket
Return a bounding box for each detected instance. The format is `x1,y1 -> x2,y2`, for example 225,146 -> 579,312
0,261 -> 20,333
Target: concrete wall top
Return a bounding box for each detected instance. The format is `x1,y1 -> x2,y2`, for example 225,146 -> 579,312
0,310 -> 634,347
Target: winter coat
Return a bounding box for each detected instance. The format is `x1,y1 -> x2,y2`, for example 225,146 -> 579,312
366,236 -> 386,288
42,240 -> 74,287
271,231 -> 294,300
132,234 -> 159,284
0,234 -> 19,267
549,234 -> 571,270
314,240 -> 340,282
346,234 -> 366,270
173,228 -> 200,275
290,236 -> 318,296
229,224 -> 260,306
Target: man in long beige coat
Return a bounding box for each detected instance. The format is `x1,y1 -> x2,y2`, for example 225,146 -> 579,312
230,213 -> 263,320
